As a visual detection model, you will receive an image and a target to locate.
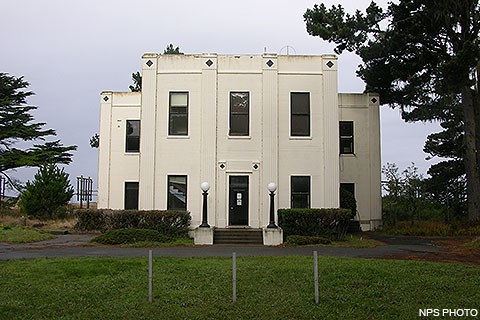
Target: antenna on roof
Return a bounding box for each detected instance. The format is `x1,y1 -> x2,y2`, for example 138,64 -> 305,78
279,45 -> 297,55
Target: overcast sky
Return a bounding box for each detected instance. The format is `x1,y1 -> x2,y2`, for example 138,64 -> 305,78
1,0 -> 442,197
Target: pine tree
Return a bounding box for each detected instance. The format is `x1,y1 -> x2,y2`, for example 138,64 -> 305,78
19,164 -> 74,219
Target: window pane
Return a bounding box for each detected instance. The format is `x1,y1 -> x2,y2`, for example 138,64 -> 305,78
291,93 -> 310,114
169,113 -> 188,135
125,120 -> 140,152
124,182 -> 139,210
340,121 -> 353,136
230,92 -> 249,136
291,115 -> 310,136
339,121 -> 354,154
169,92 -> 188,136
230,114 -> 249,136
291,93 -> 310,136
291,176 -> 310,208
170,92 -> 188,106
168,175 -> 187,210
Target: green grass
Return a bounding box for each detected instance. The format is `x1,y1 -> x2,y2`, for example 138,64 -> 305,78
0,257 -> 478,319
0,226 -> 54,243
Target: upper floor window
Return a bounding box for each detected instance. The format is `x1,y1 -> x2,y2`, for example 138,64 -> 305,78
339,121 -> 354,154
167,175 -> 187,210
125,120 -> 140,152
169,92 -> 188,136
291,176 -> 311,208
229,92 -> 249,136
291,92 -> 310,136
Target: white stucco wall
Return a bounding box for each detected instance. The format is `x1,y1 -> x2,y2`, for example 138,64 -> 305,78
339,93 -> 382,230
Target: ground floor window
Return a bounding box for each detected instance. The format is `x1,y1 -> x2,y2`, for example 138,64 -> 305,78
124,182 -> 139,210
168,175 -> 187,210
291,176 -> 310,208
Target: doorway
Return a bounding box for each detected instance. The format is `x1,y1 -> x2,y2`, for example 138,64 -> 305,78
229,175 -> 249,226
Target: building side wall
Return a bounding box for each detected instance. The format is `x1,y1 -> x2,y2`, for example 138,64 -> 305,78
97,92 -> 141,209
338,93 -> 381,230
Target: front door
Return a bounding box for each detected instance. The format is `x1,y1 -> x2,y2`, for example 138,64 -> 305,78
229,176 -> 249,226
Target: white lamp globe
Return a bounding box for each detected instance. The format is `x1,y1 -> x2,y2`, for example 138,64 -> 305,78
200,182 -> 210,192
267,182 -> 277,192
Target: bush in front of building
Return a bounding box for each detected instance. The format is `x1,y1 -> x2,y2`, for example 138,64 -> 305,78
278,208 -> 352,240
74,209 -> 191,238
286,235 -> 332,245
74,209 -> 105,231
92,228 -> 170,245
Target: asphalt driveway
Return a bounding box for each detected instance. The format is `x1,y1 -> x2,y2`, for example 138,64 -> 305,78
0,233 -> 442,260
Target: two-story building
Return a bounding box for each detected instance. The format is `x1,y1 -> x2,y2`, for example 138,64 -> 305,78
97,53 -> 381,242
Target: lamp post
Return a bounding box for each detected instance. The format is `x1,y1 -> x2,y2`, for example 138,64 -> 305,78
200,182 -> 210,228
267,182 -> 277,228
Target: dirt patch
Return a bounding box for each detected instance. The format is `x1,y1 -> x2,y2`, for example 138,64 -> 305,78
381,237 -> 480,265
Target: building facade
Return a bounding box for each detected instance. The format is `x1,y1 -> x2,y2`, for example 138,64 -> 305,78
98,53 -> 381,231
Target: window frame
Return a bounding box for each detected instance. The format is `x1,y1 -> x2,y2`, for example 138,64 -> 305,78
290,175 -> 311,208
229,91 -> 250,136
339,121 -> 354,154
168,92 -> 189,136
125,120 -> 140,153
124,181 -> 139,210
290,92 -> 311,137
167,175 -> 188,211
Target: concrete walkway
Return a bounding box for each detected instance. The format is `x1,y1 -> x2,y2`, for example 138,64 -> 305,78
0,233 -> 441,260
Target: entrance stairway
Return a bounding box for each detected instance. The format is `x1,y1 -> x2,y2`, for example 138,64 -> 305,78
214,228 -> 263,245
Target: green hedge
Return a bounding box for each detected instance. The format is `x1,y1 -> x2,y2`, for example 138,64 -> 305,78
93,228 -> 170,245
278,208 -> 352,240
74,209 -> 191,238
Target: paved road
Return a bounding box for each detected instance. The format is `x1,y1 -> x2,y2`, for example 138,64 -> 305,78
0,233 -> 441,260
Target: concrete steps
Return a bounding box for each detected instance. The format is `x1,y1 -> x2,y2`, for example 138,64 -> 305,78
214,228 -> 263,245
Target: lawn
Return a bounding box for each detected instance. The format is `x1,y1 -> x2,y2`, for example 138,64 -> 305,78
0,256 -> 478,320
0,226 -> 54,243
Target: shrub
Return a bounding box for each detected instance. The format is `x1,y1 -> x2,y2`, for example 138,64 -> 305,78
74,209 -> 191,238
93,228 -> 170,245
278,208 -> 352,240
74,209 -> 105,231
19,164 -> 74,219
286,235 -> 331,245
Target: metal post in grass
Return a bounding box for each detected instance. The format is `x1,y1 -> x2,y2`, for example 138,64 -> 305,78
232,252 -> 237,304
148,250 -> 153,303
314,251 -> 319,304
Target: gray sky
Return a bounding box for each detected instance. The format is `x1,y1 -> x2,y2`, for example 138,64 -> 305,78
1,0 -> 441,196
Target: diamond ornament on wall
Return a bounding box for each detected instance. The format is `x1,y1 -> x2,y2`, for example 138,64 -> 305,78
146,60 -> 153,67
206,59 -> 213,67
266,59 -> 274,67
326,61 -> 334,68
103,96 -> 109,102
371,97 -> 378,104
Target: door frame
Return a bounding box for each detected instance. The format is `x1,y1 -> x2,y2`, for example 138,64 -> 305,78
227,174 -> 250,226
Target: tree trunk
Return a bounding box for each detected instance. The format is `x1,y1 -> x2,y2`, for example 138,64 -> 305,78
462,87 -> 480,220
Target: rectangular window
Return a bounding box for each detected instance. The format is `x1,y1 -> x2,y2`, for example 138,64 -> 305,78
125,120 -> 140,152
291,92 -> 310,136
340,121 -> 354,154
291,176 -> 310,208
229,92 -> 249,136
167,175 -> 187,210
124,182 -> 139,210
169,92 -> 188,136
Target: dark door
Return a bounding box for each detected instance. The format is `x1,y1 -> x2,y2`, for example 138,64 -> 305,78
229,176 -> 249,226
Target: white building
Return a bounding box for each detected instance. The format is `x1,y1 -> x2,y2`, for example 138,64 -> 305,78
97,53 -> 381,239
